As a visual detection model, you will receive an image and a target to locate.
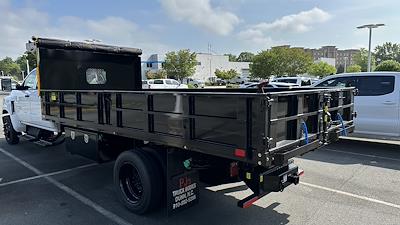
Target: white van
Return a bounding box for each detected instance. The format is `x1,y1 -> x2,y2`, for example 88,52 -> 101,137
313,72 -> 400,139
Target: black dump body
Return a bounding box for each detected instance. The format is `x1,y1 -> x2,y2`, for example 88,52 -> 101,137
32,37 -> 355,168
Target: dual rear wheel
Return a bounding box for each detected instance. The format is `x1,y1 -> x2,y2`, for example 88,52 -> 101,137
113,149 -> 164,214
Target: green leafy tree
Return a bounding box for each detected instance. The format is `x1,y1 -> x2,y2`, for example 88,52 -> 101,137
16,51 -> 37,75
249,50 -> 275,79
374,60 -> 400,72
308,62 -> 336,77
224,53 -> 237,62
353,48 -> 375,72
250,46 -> 313,79
346,64 -> 362,73
163,50 -> 197,81
146,70 -> 167,79
214,69 -> 238,80
286,48 -> 313,76
236,52 -> 255,62
0,57 -> 22,80
374,42 -> 400,63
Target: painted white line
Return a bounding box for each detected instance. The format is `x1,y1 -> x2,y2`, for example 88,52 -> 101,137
301,181 -> 400,210
0,163 -> 97,187
323,148 -> 400,163
0,148 -> 132,225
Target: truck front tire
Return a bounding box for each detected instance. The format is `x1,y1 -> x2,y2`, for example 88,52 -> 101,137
3,116 -> 19,145
114,149 -> 162,214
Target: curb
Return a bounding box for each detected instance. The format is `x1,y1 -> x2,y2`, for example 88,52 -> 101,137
339,136 -> 400,148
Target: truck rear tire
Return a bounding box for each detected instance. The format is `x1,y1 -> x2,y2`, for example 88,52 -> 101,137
114,149 -> 162,214
3,116 -> 19,145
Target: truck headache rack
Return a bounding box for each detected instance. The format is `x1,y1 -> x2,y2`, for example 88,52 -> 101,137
28,37 -> 355,212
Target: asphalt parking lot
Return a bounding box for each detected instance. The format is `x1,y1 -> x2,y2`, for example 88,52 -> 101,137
0,105 -> 399,224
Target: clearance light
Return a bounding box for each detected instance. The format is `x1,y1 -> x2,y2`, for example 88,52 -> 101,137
234,148 -> 246,158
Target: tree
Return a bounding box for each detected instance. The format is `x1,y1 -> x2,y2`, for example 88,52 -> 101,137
15,51 -> 37,75
146,70 -> 167,79
374,60 -> 400,72
346,65 -> 362,73
308,62 -> 336,77
353,48 -> 375,72
236,52 -> 255,62
214,69 -> 238,80
163,50 -> 197,81
374,42 -> 400,63
0,57 -> 22,80
224,53 -> 237,62
250,46 -> 313,79
286,48 -> 313,76
249,51 -> 275,79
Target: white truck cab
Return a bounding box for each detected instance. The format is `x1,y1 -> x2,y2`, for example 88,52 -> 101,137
2,68 -> 58,144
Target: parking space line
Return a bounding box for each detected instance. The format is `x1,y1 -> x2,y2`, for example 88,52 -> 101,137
0,147 -> 133,225
301,181 -> 400,210
0,163 -> 97,187
323,148 -> 400,162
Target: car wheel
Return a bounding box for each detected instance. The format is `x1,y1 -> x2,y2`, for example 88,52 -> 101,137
114,149 -> 162,214
3,115 -> 19,145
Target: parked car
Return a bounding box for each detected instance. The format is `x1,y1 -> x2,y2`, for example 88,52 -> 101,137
312,72 -> 400,138
142,80 -> 150,89
182,78 -> 205,88
245,82 -> 298,89
239,82 -> 258,88
147,79 -> 188,89
228,76 -> 247,84
271,77 -> 312,86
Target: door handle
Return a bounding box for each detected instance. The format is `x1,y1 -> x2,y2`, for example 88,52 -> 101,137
383,101 -> 395,105
25,94 -> 30,98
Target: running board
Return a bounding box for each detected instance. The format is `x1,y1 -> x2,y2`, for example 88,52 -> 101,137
20,134 -> 54,146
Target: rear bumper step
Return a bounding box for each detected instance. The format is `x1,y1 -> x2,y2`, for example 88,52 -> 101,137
238,163 -> 302,208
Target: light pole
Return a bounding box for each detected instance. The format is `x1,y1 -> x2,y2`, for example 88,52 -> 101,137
356,23 -> 385,72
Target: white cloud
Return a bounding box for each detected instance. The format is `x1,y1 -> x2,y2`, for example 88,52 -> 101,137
253,7 -> 331,33
0,3 -> 170,59
238,7 -> 331,48
160,0 -> 240,36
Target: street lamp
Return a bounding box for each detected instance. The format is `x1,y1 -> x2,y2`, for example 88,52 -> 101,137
357,23 -> 385,72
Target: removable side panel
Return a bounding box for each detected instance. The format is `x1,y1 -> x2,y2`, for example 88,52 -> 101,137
121,109 -> 146,130
63,92 -> 76,104
81,92 -> 97,106
81,105 -> 98,123
121,93 -> 146,110
153,114 -> 184,137
193,96 -> 238,118
194,117 -> 243,146
153,94 -> 184,114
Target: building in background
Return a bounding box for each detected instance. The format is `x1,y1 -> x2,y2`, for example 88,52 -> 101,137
141,53 -> 250,82
304,46 -> 360,69
193,53 -> 250,82
141,54 -> 165,79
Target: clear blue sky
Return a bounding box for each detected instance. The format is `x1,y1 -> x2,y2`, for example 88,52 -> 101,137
1,0 -> 399,58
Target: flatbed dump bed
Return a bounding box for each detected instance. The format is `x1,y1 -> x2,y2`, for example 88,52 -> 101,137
27,37 -> 355,214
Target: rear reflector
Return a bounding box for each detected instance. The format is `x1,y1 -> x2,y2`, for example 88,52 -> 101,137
234,148 -> 246,158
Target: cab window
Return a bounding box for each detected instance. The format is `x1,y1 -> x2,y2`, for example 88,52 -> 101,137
357,76 -> 395,96
316,77 -> 357,88
165,80 -> 172,85
23,70 -> 37,90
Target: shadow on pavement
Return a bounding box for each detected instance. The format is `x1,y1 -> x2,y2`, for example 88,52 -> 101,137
300,139 -> 400,171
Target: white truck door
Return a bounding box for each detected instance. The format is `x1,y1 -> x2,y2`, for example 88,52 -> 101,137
356,75 -> 399,137
13,70 -> 38,123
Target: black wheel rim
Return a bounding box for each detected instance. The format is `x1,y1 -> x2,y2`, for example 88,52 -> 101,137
3,119 -> 11,141
119,163 -> 143,204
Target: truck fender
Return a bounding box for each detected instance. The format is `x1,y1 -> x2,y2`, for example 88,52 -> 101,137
2,100 -> 25,133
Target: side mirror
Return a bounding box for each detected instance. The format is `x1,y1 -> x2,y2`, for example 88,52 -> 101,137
15,84 -> 27,90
